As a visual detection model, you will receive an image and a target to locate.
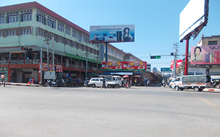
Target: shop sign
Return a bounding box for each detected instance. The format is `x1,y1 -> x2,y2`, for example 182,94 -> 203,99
102,61 -> 147,71
41,63 -> 63,72
0,67 -> 8,81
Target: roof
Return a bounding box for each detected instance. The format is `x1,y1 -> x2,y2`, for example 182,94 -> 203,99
0,2 -> 89,35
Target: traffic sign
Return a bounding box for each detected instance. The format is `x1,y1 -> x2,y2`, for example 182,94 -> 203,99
150,56 -> 161,59
161,68 -> 171,72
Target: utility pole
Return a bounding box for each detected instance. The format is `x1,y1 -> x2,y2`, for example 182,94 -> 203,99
44,33 -> 50,71
173,43 -> 178,77
95,56 -> 99,74
85,52 -> 89,79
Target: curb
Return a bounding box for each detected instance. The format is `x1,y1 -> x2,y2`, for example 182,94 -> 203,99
0,83 -> 43,87
203,88 -> 220,92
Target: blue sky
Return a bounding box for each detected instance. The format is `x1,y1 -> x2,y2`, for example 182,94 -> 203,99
1,0 -> 220,72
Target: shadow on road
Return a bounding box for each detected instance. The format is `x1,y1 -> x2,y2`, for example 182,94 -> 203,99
148,82 -> 163,87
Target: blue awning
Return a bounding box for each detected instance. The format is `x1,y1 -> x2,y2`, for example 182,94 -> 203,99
110,72 -> 133,75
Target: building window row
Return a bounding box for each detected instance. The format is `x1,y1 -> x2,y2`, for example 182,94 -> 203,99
37,14 -> 46,25
22,14 -> 32,21
9,15 -> 19,23
6,29 -> 17,36
20,28 -> 31,35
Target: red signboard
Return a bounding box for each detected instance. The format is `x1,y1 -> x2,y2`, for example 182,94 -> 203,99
170,59 -> 183,70
41,63 -> 63,72
102,61 -> 147,71
191,45 -> 220,65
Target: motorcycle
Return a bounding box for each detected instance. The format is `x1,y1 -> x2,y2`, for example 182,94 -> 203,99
45,79 -> 57,87
162,83 -> 166,87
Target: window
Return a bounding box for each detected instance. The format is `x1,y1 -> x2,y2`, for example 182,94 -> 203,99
37,15 -> 46,24
47,19 -> 56,29
66,40 -> 71,46
0,31 -> 2,37
58,23 -> 64,32
9,15 -> 18,23
83,36 -> 87,42
0,17 -> 5,24
65,27 -> 71,35
208,41 -> 217,45
38,29 -> 46,37
72,30 -> 76,38
78,32 -> 82,41
20,28 -> 31,35
7,29 -> 17,36
22,14 -> 32,21
58,37 -> 64,43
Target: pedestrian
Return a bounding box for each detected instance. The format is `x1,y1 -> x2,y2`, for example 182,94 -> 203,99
144,77 -> 148,87
1,73 -> 5,87
102,76 -> 106,89
31,77 -> 34,84
134,79 -> 137,86
130,78 -> 132,88
124,78 -> 127,88
127,78 -> 130,88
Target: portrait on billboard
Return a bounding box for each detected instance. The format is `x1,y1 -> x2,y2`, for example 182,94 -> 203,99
191,45 -> 220,65
122,27 -> 134,42
191,46 -> 204,62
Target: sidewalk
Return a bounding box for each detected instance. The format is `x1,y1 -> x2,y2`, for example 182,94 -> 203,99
0,82 -> 43,87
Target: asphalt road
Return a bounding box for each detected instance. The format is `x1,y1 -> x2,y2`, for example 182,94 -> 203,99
0,84 -> 220,137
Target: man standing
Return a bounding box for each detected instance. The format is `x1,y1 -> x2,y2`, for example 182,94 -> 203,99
1,74 -> 5,87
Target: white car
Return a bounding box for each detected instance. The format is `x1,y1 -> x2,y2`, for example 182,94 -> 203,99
87,78 -> 108,88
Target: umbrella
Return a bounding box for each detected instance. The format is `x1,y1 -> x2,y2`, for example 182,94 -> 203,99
123,75 -> 129,78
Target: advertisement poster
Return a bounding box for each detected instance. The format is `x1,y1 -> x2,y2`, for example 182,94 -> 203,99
0,67 -> 8,81
41,63 -> 63,72
191,45 -> 220,65
102,61 -> 146,71
170,59 -> 183,70
90,25 -> 135,43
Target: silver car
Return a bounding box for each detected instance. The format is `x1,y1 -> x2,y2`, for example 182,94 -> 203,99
87,78 -> 108,88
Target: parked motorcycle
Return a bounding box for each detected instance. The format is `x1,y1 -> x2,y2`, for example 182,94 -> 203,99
45,79 -> 57,87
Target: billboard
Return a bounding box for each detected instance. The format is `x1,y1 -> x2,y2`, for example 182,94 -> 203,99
170,59 -> 183,70
102,61 -> 146,71
90,25 -> 135,43
179,0 -> 209,41
191,45 -> 220,65
41,63 -> 63,72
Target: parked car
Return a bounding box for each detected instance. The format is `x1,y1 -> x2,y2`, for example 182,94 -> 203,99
87,78 -> 108,88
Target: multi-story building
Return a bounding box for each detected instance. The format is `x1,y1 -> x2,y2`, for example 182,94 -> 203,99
0,2 -> 101,83
0,2 -> 144,83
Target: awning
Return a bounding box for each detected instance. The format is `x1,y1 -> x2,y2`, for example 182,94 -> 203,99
110,72 -> 133,75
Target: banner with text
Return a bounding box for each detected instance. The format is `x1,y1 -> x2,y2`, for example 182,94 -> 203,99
102,61 -> 146,71
90,25 -> 135,43
191,45 -> 220,65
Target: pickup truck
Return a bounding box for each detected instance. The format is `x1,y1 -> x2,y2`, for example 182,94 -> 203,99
173,75 -> 210,91
105,76 -> 123,88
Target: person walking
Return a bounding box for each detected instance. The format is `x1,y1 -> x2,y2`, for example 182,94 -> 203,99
1,74 -> 5,87
134,79 -> 137,86
102,76 -> 106,89
124,78 -> 127,88
144,77 -> 148,87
